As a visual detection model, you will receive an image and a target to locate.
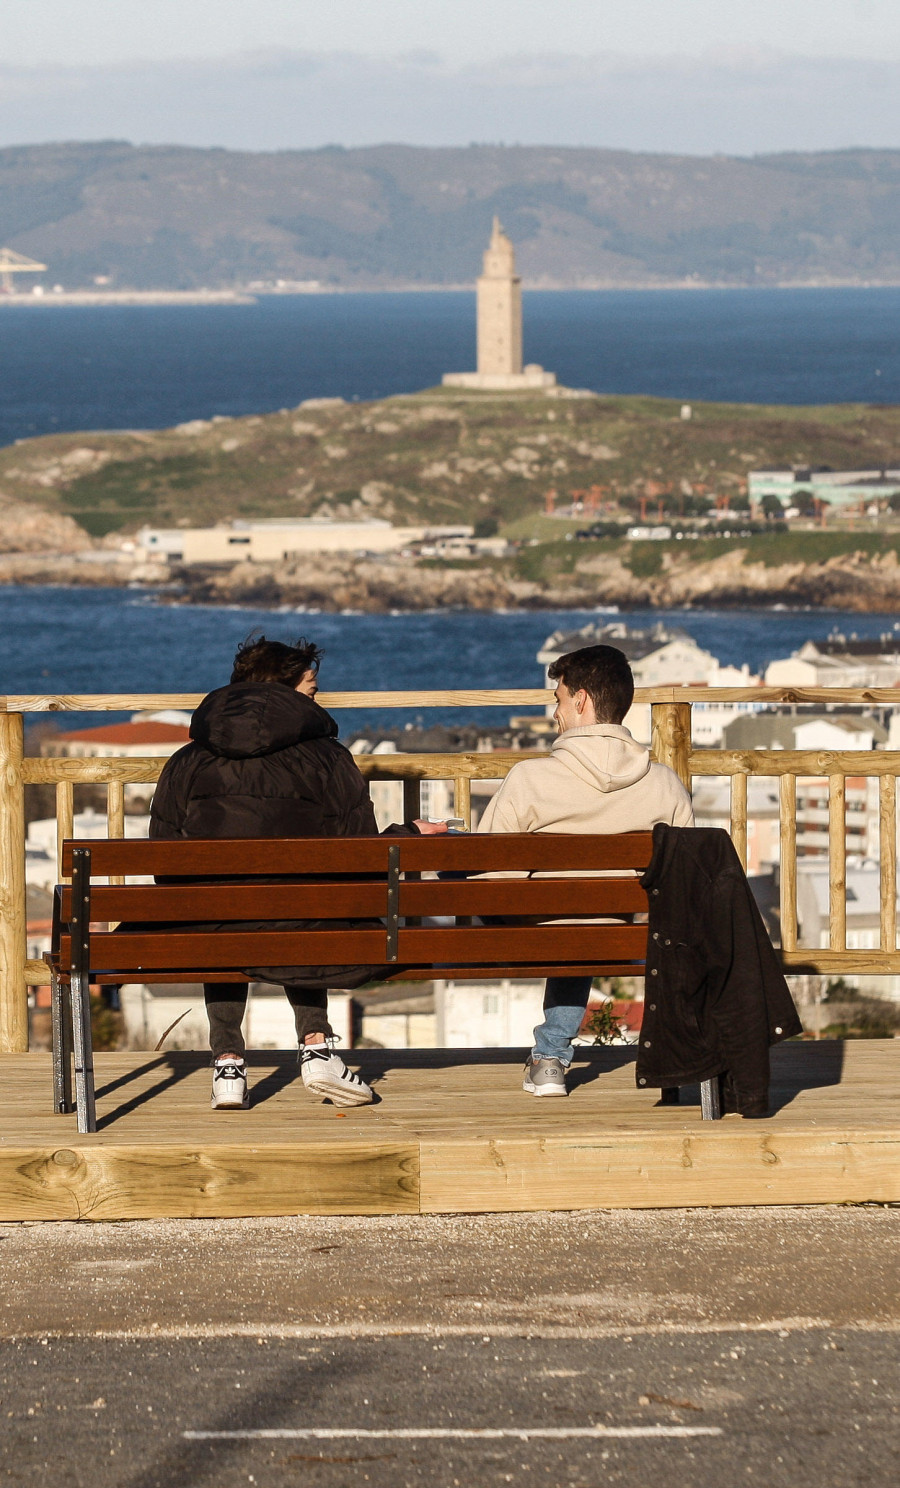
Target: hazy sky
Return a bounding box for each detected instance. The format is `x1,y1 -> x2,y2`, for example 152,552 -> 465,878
5,0 -> 900,65
2,2 -> 898,154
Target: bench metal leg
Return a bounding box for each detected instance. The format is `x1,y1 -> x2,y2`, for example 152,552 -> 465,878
69,968 -> 97,1134
69,848 -> 97,1134
700,1076 -> 722,1121
50,968 -> 74,1115
660,1084 -> 722,1117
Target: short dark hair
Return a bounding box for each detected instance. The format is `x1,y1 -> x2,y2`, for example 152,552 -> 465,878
547,644 -> 634,723
230,634 -> 323,689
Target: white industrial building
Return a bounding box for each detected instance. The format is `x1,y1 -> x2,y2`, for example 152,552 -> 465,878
748,466 -> 900,512
137,519 -> 474,566
137,518 -> 430,565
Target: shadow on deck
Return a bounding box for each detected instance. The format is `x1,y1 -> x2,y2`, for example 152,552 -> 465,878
0,1040 -> 896,1220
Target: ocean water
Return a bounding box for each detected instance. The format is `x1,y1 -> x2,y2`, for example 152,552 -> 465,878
3,587 -> 899,738
2,287 -> 900,449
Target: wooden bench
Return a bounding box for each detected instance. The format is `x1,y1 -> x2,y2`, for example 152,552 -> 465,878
47,831 -> 722,1133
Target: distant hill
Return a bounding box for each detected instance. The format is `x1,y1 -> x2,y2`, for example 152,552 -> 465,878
4,141 -> 900,290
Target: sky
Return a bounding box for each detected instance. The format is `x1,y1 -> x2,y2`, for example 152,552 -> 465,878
1,1 -> 898,155
6,2 -> 900,66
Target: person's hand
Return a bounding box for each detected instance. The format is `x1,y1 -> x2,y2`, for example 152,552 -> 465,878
414,818 -> 450,834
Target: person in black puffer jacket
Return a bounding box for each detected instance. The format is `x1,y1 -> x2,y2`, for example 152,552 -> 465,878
150,634 -> 445,1109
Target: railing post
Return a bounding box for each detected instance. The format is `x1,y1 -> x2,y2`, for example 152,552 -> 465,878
0,711 -> 27,1052
650,701 -> 692,790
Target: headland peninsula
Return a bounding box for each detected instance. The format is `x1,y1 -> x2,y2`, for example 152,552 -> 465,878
3,388 -> 900,613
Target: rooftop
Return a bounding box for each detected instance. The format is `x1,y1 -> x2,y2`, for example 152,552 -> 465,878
49,720 -> 191,746
538,620 -> 695,665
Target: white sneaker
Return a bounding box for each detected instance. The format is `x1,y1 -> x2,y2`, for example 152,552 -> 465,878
211,1057 -> 249,1110
300,1044 -> 374,1107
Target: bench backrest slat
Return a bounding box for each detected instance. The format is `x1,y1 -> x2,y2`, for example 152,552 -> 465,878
59,923 -> 648,972
61,832 -> 654,878
63,877 -> 648,923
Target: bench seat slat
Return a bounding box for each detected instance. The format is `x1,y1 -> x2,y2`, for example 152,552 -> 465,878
61,832 -> 654,878
60,923 -> 647,971
69,878 -> 649,922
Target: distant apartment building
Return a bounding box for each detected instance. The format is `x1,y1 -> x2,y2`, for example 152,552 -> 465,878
41,713 -> 191,759
719,711 -> 887,864
26,807 -> 152,896
765,633 -> 900,689
691,776 -> 782,875
40,712 -> 192,815
349,739 -> 457,831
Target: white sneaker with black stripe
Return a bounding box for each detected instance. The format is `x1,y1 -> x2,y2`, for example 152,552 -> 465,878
300,1044 -> 374,1106
211,1057 -> 249,1110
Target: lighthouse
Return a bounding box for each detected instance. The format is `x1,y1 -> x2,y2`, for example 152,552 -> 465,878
443,219 -> 556,391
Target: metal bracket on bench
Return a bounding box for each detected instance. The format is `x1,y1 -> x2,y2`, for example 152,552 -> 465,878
69,847 -> 97,1134
385,842 -> 400,962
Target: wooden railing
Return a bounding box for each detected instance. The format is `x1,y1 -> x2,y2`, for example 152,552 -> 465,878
2,686 -> 899,1051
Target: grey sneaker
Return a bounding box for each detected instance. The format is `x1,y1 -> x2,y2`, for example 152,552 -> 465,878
522,1056 -> 568,1097
300,1044 -> 374,1107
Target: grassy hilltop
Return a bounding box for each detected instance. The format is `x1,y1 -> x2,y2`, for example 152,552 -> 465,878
3,389 -> 900,610
2,387 -> 900,536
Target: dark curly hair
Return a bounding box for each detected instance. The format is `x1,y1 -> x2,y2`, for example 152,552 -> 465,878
230,633 -> 323,688
548,644 -> 634,723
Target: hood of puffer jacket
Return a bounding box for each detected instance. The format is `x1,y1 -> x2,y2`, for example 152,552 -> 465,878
190,682 -> 338,759
550,723 -> 652,793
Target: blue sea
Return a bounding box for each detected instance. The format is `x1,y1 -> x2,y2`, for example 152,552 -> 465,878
2,286 -> 900,449
2,287 -> 899,718
3,588 -> 899,739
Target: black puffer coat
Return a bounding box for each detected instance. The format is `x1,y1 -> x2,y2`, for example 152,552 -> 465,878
150,682 -> 379,841
149,682 -> 404,987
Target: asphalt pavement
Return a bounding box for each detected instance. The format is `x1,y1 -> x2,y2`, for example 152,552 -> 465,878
1,1207 -> 897,1486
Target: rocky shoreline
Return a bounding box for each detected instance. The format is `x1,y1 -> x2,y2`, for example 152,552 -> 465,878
144,545 -> 900,612
3,543 -> 900,613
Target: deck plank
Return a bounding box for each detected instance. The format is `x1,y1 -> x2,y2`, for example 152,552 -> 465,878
0,1042 -> 897,1218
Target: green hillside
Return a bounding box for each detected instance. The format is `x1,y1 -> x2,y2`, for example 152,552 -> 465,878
2,389 -> 899,542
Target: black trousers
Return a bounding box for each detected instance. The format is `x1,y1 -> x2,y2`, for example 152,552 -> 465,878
204,982 -> 333,1059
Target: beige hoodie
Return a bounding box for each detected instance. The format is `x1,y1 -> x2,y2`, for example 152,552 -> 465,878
478,723 -> 694,837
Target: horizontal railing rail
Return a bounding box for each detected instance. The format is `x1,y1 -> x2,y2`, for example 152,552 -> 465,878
2,687 -> 899,1051
6,685 -> 900,712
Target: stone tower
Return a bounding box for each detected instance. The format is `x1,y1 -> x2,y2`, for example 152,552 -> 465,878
476,217 -> 523,377
443,220 -> 555,391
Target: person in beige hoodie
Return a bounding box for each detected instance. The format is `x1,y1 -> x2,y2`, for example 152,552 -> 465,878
478,642 -> 694,1096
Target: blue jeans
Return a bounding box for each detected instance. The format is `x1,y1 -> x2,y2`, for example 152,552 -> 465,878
533,976 -> 593,1065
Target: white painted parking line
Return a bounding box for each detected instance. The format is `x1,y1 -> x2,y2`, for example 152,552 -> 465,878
26,1316 -> 899,1342
184,1426 -> 722,1441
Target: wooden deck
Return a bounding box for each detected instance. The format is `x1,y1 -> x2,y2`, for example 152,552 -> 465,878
0,1041 -> 897,1220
